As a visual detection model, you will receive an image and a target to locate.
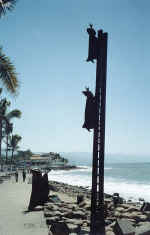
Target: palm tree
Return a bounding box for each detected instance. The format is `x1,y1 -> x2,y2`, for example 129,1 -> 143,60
0,0 -> 17,18
9,134 -> 21,163
0,1 -> 19,95
0,94 -> 21,164
5,121 -> 12,163
0,47 -> 19,95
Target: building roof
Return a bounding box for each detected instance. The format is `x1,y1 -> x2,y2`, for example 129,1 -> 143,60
31,155 -> 50,160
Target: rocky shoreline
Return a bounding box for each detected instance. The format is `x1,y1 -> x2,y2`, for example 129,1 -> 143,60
46,180 -> 150,234
1,172 -> 150,234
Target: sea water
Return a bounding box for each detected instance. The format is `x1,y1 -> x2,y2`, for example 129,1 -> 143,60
48,161 -> 150,202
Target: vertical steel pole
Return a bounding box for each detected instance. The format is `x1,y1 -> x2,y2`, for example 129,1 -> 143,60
90,30 -> 103,234
90,30 -> 108,235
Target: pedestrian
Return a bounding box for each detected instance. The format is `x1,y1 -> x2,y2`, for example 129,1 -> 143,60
22,169 -> 26,182
15,171 -> 18,182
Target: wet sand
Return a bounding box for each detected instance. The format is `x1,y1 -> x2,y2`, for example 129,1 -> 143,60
0,173 -> 48,235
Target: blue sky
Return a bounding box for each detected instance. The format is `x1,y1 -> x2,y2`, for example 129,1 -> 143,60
1,0 -> 150,155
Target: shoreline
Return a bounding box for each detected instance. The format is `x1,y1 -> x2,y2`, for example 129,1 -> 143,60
0,172 -> 150,234
47,180 -> 150,234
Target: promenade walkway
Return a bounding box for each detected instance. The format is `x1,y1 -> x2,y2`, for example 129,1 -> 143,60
0,173 -> 48,235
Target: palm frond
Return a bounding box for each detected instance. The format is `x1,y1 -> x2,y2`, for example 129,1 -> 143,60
0,47 -> 19,94
0,88 -> 3,95
6,109 -> 21,120
11,134 -> 21,149
0,0 -> 17,18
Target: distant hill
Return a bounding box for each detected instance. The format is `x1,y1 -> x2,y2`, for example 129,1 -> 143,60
61,152 -> 150,166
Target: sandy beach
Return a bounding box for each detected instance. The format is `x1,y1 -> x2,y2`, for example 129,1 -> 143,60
0,173 -> 48,235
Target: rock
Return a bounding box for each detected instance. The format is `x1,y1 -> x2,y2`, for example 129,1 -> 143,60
49,222 -> 70,235
105,219 -> 114,226
141,202 -> 150,212
125,206 -> 139,213
113,219 -> 135,235
84,204 -> 91,211
63,211 -> 86,220
122,212 -> 147,222
137,214 -> 148,222
135,223 -> 150,235
143,211 -> 150,220
49,184 -> 58,191
48,194 -> 61,203
45,203 -> 60,211
66,223 -> 81,233
65,218 -> 83,226
78,201 -> 87,208
44,210 -> 63,218
46,216 -> 60,225
77,195 -> 84,204
121,204 -> 131,209
116,207 -> 125,213
79,226 -> 90,234
114,211 -> 121,218
107,202 -> 114,211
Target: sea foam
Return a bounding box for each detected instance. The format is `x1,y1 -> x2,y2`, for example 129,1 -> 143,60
48,166 -> 150,202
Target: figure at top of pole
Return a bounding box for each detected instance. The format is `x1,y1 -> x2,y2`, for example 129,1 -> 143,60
86,24 -> 98,63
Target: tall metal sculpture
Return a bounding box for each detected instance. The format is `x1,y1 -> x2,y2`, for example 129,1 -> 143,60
83,25 -> 108,235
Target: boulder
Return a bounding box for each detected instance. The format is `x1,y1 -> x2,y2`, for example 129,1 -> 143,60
116,207 -> 125,213
66,223 -> 81,233
46,216 -> 60,225
122,212 -> 147,222
77,194 -> 84,204
63,210 -> 86,220
48,195 -> 61,203
125,206 -> 139,213
141,202 -> 150,212
44,210 -> 63,218
113,219 -> 135,235
65,218 -> 83,226
49,222 -> 70,235
49,184 -> 58,192
79,226 -> 90,234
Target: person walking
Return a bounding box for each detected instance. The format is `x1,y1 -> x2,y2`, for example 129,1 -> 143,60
15,171 -> 18,182
22,169 -> 26,182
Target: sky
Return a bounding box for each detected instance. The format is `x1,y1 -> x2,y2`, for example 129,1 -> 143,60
0,0 -> 150,155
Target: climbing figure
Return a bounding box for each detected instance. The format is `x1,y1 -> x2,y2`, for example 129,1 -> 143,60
15,170 -> 18,182
22,169 -> 26,182
82,87 -> 96,131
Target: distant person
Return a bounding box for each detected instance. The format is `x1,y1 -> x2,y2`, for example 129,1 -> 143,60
22,170 -> 26,182
15,171 -> 18,182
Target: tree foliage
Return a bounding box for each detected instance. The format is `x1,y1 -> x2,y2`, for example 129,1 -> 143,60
0,47 -> 19,95
0,0 -> 17,18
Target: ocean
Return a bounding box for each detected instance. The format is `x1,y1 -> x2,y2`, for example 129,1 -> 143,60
48,161 -> 150,202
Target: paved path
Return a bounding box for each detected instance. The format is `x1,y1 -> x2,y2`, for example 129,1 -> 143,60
0,174 -> 48,235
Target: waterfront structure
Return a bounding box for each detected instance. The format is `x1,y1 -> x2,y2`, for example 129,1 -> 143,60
16,152 -> 68,169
